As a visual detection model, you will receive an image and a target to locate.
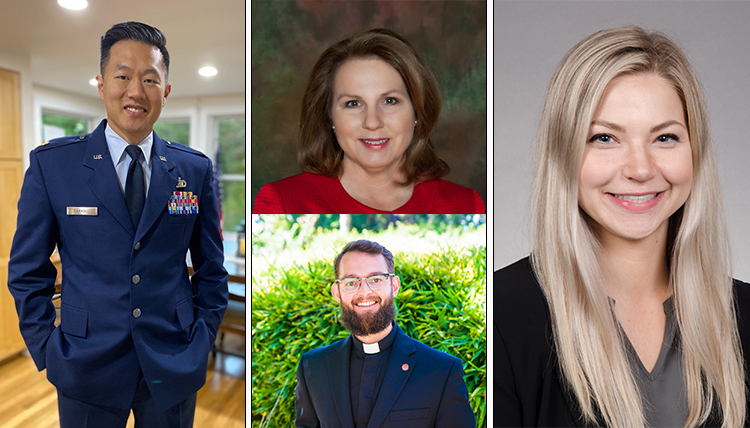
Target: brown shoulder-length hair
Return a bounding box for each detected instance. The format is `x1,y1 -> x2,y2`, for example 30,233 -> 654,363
298,28 -> 449,185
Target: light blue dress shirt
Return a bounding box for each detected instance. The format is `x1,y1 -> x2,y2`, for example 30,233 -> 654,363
105,124 -> 153,196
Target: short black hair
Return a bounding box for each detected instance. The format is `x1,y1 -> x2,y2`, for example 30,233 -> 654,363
100,21 -> 170,80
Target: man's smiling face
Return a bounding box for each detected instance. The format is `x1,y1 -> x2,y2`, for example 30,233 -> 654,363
331,251 -> 400,337
97,39 -> 171,144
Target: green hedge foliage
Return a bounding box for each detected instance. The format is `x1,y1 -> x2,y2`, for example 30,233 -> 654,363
251,246 -> 487,427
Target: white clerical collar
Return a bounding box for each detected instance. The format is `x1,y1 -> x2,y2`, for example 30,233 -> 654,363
362,342 -> 380,354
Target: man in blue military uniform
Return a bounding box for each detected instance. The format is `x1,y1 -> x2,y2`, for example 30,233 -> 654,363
7,21 -> 227,427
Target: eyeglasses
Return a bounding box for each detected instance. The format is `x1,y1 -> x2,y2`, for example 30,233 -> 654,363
335,273 -> 395,294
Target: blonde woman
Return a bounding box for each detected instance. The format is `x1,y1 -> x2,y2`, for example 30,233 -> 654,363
494,27 -> 750,427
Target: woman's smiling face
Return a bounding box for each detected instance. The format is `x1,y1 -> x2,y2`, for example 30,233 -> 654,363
330,57 -> 416,175
578,73 -> 693,244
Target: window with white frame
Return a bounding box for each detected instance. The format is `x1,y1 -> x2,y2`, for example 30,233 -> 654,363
42,111 -> 89,141
153,118 -> 190,146
214,115 -> 245,237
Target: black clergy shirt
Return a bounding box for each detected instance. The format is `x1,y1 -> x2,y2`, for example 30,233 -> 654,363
349,323 -> 397,426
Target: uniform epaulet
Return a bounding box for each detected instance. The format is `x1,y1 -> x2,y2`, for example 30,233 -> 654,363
35,133 -> 89,152
164,141 -> 208,158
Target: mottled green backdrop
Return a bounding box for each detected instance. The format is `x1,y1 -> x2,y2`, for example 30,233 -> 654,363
251,0 -> 487,208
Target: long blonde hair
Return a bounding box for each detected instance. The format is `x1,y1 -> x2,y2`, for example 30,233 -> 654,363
531,26 -> 744,428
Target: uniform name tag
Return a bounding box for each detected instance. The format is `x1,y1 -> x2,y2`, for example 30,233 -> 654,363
67,207 -> 98,216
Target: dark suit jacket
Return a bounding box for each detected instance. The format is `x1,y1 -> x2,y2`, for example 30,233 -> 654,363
7,119 -> 228,411
295,324 -> 476,427
494,256 -> 750,427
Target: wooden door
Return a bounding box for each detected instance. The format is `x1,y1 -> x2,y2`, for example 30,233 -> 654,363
0,68 -> 27,362
0,68 -> 21,158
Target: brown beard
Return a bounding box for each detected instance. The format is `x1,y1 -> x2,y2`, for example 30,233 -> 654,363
339,294 -> 395,337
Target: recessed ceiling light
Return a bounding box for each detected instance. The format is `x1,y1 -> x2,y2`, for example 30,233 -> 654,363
58,0 -> 88,11
198,66 -> 218,77
89,78 -> 98,86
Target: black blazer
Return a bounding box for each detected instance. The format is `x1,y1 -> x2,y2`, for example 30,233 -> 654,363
494,256 -> 750,427
295,324 -> 476,428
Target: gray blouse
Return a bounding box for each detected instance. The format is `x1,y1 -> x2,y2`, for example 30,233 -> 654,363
619,297 -> 687,427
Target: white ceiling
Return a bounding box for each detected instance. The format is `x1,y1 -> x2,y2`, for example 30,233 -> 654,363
0,0 -> 245,99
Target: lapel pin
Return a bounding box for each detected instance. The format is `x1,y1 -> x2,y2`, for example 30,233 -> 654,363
176,177 -> 187,189
401,364 -> 409,371
159,156 -> 167,162
93,154 -> 103,160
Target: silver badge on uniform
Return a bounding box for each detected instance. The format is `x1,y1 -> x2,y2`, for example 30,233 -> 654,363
67,207 -> 99,216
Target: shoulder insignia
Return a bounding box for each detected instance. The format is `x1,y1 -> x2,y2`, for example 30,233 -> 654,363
36,133 -> 90,152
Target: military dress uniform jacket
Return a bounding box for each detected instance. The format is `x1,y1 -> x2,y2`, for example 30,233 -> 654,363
295,324 -> 476,427
7,119 -> 228,411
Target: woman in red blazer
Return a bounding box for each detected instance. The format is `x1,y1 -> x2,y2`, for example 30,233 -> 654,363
253,29 -> 484,214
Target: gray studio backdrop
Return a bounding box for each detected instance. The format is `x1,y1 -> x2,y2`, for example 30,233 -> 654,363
494,1 -> 750,280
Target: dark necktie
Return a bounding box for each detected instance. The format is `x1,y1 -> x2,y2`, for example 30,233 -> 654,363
356,354 -> 381,427
125,145 -> 145,228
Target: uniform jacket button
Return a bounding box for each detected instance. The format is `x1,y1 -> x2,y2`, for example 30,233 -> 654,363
132,275 -> 140,284
132,308 -> 142,318
134,242 -> 141,250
